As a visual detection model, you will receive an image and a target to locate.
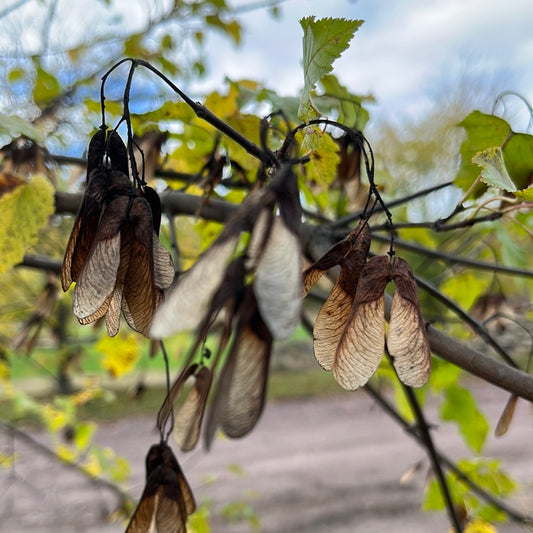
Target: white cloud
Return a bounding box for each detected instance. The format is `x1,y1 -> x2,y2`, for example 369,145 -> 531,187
193,0 -> 533,126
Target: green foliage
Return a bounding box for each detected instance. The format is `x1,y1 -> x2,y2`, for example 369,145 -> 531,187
440,271 -> 490,314
439,385 -> 489,454
456,111 -> 533,197
32,66 -> 61,107
0,175 -> 55,274
1,5 -> 532,531
298,17 -> 363,122
221,499 -> 260,532
423,458 -> 516,523
316,74 -> 372,130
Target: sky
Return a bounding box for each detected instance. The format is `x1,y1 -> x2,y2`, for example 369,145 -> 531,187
2,0 -> 532,132
193,0 -> 533,130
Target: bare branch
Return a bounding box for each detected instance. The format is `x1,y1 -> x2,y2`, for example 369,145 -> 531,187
371,234 -> 533,279
0,418 -> 131,506
364,384 -> 533,526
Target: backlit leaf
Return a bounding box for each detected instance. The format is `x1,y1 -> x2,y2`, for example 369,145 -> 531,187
440,385 -> 489,453
455,111 -> 511,196
0,174 -> 54,274
97,330 -> 140,378
33,67 -> 61,106
472,147 -> 516,192
298,17 -> 363,122
308,131 -> 340,189
456,110 -> 533,196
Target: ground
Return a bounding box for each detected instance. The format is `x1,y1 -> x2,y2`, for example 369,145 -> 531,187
1,382 -> 532,532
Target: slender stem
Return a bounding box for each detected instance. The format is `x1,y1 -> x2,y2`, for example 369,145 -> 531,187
159,340 -> 174,443
103,58 -> 275,167
370,234 -> 533,279
396,375 -> 463,532
414,275 -> 519,369
363,384 -> 533,526
330,181 -> 455,229
0,418 -> 131,505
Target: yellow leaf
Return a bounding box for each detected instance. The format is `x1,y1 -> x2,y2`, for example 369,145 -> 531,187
42,404 -> 69,432
0,359 -> 10,381
441,271 -> 489,312
310,133 -> 340,187
464,518 -> 498,533
70,388 -> 101,407
0,452 -> 18,469
82,453 -> 103,478
97,330 -> 140,378
55,443 -> 77,463
0,174 -> 54,274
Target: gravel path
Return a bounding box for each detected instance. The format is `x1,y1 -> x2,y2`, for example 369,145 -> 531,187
1,384 -> 532,532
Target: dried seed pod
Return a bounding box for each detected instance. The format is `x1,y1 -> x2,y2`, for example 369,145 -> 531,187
150,190 -> 264,339
302,239 -> 351,297
61,169 -> 109,291
303,220 -> 370,297
495,394 -> 518,437
173,365 -> 212,452
252,166 -> 302,340
125,442 -> 195,533
253,214 -> 302,340
205,289 -> 272,449
150,234 -> 239,339
388,257 -> 431,388
72,195 -> 129,324
313,222 -> 370,371
333,255 -> 390,390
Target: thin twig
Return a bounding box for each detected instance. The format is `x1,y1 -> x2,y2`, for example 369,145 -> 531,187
0,418 -> 131,506
397,375 -> 463,532
364,384 -> 533,527
370,234 -> 533,279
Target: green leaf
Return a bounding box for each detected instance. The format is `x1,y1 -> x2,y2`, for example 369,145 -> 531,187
503,132 -> 533,189
440,271 -> 489,312
514,185 -> 533,200
472,147 -> 516,192
74,421 -> 96,451
298,17 -> 363,122
33,67 -> 61,106
456,111 -> 533,196
316,74 -> 372,129
440,385 -> 489,453
455,111 -> 511,196
0,175 -> 55,274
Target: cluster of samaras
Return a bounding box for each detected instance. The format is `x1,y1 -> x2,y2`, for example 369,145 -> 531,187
62,130 -> 431,533
304,221 -> 431,390
61,128 -> 174,337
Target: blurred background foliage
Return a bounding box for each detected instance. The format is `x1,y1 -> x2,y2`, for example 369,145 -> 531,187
1,0 -> 533,531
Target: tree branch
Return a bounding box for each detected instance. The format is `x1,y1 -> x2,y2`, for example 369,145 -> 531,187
45,190 -> 533,402
371,234 -> 533,279
0,418 -> 131,506
364,384 -> 533,526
